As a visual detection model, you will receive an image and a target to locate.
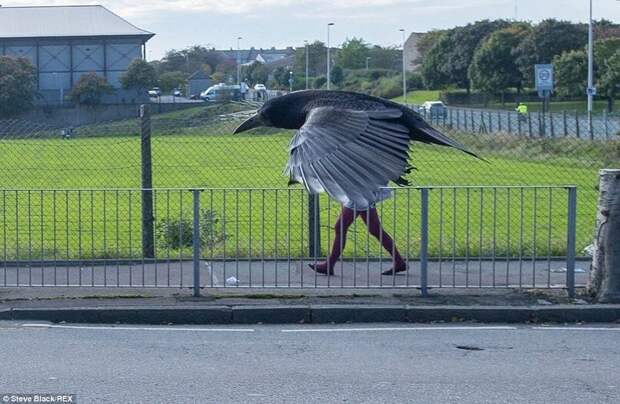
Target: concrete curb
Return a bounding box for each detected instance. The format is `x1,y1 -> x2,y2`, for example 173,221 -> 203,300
2,304 -> 620,324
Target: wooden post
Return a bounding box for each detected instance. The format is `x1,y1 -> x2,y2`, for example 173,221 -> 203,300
140,104 -> 155,258
589,169 -> 620,303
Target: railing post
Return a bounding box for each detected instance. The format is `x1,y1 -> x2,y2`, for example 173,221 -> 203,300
308,194 -> 321,259
420,188 -> 429,297
192,189 -> 201,297
575,110 -> 580,139
140,104 -> 155,258
563,110 -> 568,137
566,186 -> 577,298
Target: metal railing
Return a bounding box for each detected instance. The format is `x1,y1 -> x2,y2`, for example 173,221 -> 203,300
0,186 -> 580,296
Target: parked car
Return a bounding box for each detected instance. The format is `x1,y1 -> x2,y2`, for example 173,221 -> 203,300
200,84 -> 241,102
148,87 -> 161,97
254,83 -> 267,91
172,89 -> 182,97
421,101 -> 447,119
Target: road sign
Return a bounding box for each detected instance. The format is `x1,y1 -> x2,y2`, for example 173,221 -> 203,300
535,64 -> 554,92
587,87 -> 597,96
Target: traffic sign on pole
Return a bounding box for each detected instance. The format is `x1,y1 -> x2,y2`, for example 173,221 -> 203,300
535,64 -> 554,95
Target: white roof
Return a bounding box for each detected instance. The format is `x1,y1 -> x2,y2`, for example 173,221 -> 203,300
0,5 -> 154,39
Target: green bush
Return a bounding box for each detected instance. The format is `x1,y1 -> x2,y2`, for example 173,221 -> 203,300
156,209 -> 227,249
313,75 -> 327,89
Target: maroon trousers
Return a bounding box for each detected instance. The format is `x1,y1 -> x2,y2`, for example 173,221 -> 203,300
317,206 -> 405,271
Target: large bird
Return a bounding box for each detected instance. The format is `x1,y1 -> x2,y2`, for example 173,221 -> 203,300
234,90 -> 477,208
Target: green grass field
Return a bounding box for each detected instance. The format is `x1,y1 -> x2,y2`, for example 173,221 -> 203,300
0,112 -> 603,261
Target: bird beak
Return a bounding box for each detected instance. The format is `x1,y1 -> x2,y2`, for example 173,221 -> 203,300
233,114 -> 264,134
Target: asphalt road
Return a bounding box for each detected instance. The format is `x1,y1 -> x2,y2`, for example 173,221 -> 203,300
1,322 -> 619,403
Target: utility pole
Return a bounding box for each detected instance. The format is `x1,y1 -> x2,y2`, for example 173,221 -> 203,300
236,36 -> 242,85
400,28 -> 407,104
327,22 -> 334,90
366,56 -> 370,71
587,0 -> 594,138
305,40 -> 309,90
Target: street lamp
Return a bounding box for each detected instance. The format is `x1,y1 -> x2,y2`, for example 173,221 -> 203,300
587,0 -> 594,137
304,40 -> 309,90
366,56 -> 371,71
289,71 -> 294,92
400,28 -> 407,105
327,22 -> 335,90
237,36 -> 242,85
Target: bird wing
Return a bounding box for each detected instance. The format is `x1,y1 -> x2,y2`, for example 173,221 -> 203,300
285,106 -> 411,207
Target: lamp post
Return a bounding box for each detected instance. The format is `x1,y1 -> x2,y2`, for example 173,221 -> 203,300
327,22 -> 334,90
305,40 -> 309,90
289,71 -> 294,92
587,0 -> 594,137
366,56 -> 371,71
236,36 -> 242,85
400,28 -> 407,105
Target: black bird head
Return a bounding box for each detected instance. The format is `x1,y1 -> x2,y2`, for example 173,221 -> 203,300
233,92 -> 309,134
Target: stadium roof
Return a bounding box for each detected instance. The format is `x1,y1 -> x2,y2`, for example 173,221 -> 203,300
0,5 -> 154,40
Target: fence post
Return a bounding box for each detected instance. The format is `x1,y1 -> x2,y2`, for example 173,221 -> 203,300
575,110 -> 580,139
527,113 -> 533,138
497,111 -> 502,132
604,110 -> 609,139
566,186 -> 577,298
140,104 -> 155,258
563,110 -> 568,137
550,112 -> 555,137
192,189 -> 201,297
420,188 -> 429,297
507,111 -> 512,134
456,109 -> 460,130
308,194 -> 321,259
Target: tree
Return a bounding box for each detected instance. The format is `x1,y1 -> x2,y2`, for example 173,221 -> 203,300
313,75 -> 327,89
367,45 -> 400,70
515,19 -> 587,86
599,50 -> 620,112
294,41 -> 327,77
331,65 -> 344,85
414,30 -> 446,66
271,66 -> 291,89
336,37 -> 369,69
469,25 -> 530,97
158,71 -> 187,93
0,56 -> 36,117
553,50 -> 588,98
159,45 -> 222,75
120,58 -> 157,96
69,72 -> 113,106
422,20 -> 511,91
240,62 -> 268,86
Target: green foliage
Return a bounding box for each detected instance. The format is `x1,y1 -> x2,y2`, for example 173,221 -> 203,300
159,45 -> 222,75
158,71 -> 187,93
515,19 -> 587,86
336,37 -> 370,69
156,209 -> 227,250
469,25 -> 529,94
414,30 -> 446,66
240,62 -> 268,86
294,41 -> 327,76
422,20 -> 511,91
599,50 -> 620,110
271,66 -> 292,89
0,56 -> 36,117
553,50 -> 588,98
120,59 -> 158,92
69,72 -> 113,106
313,75 -> 327,89
330,65 -> 344,85
367,45 -> 401,70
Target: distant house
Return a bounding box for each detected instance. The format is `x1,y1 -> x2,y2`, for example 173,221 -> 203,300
0,5 -> 155,104
187,70 -> 212,97
404,32 -> 425,72
218,47 -> 295,67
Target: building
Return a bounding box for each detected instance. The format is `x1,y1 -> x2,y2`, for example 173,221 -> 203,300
404,32 -> 425,72
186,70 -> 212,97
0,5 -> 154,104
218,47 -> 295,67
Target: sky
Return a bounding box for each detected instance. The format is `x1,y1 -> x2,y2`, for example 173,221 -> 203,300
4,0 -> 620,59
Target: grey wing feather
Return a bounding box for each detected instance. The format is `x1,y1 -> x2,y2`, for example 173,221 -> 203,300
286,107 -> 411,207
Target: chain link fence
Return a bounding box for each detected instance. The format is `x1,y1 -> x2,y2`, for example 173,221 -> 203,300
0,100 -> 616,267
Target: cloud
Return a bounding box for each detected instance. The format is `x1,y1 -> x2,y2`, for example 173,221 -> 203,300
4,0 -> 498,18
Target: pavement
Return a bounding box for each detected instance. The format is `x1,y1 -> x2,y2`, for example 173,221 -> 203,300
1,258 -> 591,289
1,285 -> 620,325
1,322 -> 619,403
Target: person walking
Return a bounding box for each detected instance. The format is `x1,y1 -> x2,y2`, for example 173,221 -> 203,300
309,188 -> 406,276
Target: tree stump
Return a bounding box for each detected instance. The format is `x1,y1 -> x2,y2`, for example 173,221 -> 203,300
589,169 -> 620,303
